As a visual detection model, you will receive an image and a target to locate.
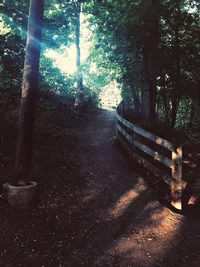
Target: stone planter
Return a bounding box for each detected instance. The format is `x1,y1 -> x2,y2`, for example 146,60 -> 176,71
3,181 -> 38,208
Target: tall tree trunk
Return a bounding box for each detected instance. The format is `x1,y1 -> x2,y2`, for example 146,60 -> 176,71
14,0 -> 44,184
122,54 -> 141,114
163,75 -> 170,123
141,86 -> 151,122
170,2 -> 181,129
170,86 -> 179,129
131,87 -> 141,114
74,2 -> 83,110
161,70 -> 170,123
187,98 -> 196,133
165,95 -> 170,123
141,49 -> 156,123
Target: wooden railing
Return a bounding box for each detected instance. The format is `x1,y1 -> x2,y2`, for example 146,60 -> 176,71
116,111 -> 185,210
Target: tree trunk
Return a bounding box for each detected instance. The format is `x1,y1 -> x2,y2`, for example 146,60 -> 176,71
170,90 -> 179,129
14,0 -> 44,184
165,96 -> 170,123
74,2 -> 84,110
161,70 -> 170,123
131,87 -> 141,114
187,98 -> 196,132
163,80 -> 170,123
141,86 -> 151,122
141,49 -> 156,123
171,5 -> 181,130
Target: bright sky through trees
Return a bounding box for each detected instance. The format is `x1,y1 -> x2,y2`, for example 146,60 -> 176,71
43,11 -> 121,108
0,16 -> 11,35
100,81 -> 122,109
44,13 -> 91,74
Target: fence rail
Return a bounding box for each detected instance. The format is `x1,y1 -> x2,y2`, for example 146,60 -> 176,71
116,111 -> 184,210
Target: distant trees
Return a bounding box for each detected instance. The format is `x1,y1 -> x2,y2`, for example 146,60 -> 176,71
74,1 -> 84,110
88,0 -> 200,129
0,1 -> 28,116
1,0 -> 199,141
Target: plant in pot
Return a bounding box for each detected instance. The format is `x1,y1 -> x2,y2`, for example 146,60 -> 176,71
3,0 -> 44,208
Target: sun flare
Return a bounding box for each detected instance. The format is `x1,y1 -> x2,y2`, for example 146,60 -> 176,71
44,46 -> 77,74
44,13 -> 91,75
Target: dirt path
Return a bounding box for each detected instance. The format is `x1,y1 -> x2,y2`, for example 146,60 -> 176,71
66,109 -> 200,266
1,109 -> 200,266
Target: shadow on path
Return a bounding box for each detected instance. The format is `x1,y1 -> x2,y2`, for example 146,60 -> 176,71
60,109 -> 200,266
1,109 -> 199,266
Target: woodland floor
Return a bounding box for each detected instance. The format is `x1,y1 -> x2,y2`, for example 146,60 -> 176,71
0,107 -> 200,266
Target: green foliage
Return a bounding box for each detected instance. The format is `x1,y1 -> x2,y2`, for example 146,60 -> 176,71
39,53 -> 77,100
86,0 -> 200,130
0,0 -> 199,137
0,0 -> 28,123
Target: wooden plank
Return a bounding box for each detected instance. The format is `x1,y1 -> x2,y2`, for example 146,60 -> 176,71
132,140 -> 173,168
122,117 -> 132,129
116,124 -> 132,144
116,124 -> 125,135
117,122 -> 173,174
116,113 -> 132,130
171,146 -> 183,210
117,135 -> 132,158
116,111 -> 184,209
117,123 -> 175,187
116,112 -> 176,152
132,124 -> 176,152
116,112 -> 123,123
131,151 -> 171,184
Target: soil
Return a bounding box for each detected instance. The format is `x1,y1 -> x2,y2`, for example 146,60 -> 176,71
0,109 -> 200,266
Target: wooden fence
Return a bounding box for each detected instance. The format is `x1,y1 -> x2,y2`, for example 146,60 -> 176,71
116,111 -> 185,210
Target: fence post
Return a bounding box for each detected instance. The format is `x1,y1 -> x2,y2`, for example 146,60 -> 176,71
115,112 -> 119,138
171,146 -> 182,210
131,124 -> 136,160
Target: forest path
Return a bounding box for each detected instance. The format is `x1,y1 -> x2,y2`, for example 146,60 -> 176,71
66,109 -> 200,266
1,109 -> 199,267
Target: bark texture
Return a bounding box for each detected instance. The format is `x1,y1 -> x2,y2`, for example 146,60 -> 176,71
187,99 -> 196,132
141,49 -> 156,123
132,87 -> 141,114
14,0 -> 44,183
74,3 -> 84,110
170,91 -> 179,129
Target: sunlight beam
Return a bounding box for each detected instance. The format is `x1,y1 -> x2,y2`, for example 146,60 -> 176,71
44,13 -> 91,75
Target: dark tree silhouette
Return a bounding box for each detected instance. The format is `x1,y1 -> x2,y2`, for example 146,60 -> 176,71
74,1 -> 84,110
14,0 -> 44,184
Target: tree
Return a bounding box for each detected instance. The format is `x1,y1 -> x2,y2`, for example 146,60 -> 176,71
1,0 -> 199,135
86,0 -> 200,129
14,0 -> 44,184
74,1 -> 84,109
